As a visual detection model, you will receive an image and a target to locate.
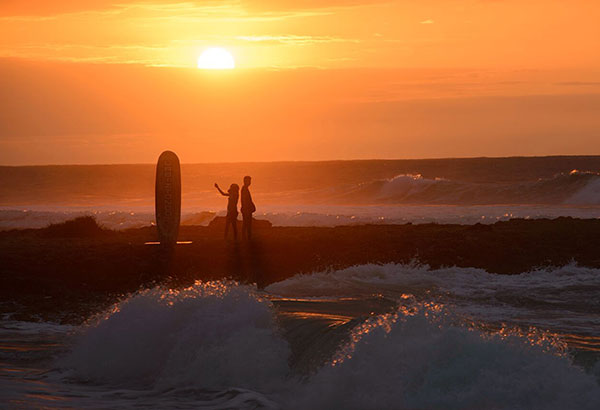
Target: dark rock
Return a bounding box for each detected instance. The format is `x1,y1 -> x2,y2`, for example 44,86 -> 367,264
208,216 -> 273,229
41,216 -> 106,238
181,211 -> 216,226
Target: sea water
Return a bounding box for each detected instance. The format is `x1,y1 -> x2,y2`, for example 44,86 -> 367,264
1,264 -> 600,409
2,157 -> 600,408
2,157 -> 600,230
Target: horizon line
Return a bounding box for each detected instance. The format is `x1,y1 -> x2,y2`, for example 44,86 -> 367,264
2,154 -> 600,167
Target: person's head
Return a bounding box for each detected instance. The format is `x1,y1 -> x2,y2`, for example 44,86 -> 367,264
229,183 -> 239,194
243,175 -> 252,187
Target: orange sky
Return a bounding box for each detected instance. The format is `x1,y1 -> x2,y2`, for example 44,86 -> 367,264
1,0 -> 600,164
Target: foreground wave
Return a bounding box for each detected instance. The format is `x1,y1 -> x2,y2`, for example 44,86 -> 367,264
3,264 -> 600,409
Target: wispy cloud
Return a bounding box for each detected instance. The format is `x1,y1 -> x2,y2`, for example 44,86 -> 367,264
420,19 -> 434,24
0,43 -> 174,66
0,1 -> 337,20
236,35 -> 360,45
240,0 -> 390,11
555,81 -> 600,87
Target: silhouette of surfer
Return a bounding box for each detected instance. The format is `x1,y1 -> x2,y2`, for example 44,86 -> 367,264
215,183 -> 239,240
241,176 -> 256,240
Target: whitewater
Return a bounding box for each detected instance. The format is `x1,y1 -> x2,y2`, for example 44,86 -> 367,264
2,202 -> 600,231
3,158 -> 600,408
2,264 -> 600,409
2,167 -> 600,230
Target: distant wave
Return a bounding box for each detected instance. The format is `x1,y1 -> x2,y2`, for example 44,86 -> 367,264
3,201 -> 600,230
2,170 -> 600,230
2,158 -> 600,209
334,170 -> 600,205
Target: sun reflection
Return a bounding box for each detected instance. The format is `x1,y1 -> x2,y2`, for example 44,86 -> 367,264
89,280 -> 266,324
329,297 -> 433,366
477,324 -> 568,355
329,296 -> 575,367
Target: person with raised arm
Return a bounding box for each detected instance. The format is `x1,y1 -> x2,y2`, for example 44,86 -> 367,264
215,182 -> 239,240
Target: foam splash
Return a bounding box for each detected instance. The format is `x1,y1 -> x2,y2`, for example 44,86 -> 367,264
63,281 -> 290,393
30,273 -> 599,409
295,311 -> 600,410
266,263 -> 600,352
266,262 -> 600,306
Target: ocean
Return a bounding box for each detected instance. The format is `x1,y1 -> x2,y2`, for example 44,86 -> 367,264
2,156 -> 600,230
2,265 -> 600,409
1,156 -> 600,408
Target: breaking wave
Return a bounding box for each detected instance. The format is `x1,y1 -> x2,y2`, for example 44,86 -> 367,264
266,263 -> 600,348
63,282 -> 290,393
31,268 -> 599,409
336,170 -> 600,205
293,310 -> 600,410
2,170 -> 600,231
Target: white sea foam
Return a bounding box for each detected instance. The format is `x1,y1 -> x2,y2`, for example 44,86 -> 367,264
2,203 -> 600,231
377,174 -> 440,200
294,311 -> 600,410
3,275 -> 600,409
266,263 -> 600,337
266,262 -> 600,300
567,174 -> 600,204
63,282 -> 290,392
63,277 -> 600,409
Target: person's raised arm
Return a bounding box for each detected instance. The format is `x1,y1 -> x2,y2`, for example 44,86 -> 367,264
215,183 -> 229,196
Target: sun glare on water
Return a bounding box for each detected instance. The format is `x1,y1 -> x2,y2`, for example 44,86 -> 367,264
197,47 -> 235,69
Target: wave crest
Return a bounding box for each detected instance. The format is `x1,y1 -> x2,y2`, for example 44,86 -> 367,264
64,281 -> 290,392
340,170 -> 600,205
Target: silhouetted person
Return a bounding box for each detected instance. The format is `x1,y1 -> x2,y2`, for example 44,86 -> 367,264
215,183 -> 239,240
241,176 -> 256,240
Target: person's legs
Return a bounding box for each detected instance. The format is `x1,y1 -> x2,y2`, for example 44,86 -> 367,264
232,215 -> 238,240
242,214 -> 247,239
242,213 -> 252,240
225,214 -> 238,240
247,214 -> 252,240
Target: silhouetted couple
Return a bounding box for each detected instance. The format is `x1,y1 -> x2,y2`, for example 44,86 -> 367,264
214,175 -> 255,240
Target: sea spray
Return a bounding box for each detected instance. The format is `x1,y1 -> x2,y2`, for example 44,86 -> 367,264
266,263 -> 600,338
63,281 -> 290,392
293,310 -> 600,410
47,271 -> 600,409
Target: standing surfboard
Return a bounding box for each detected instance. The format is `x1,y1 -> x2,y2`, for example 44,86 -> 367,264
155,151 -> 181,245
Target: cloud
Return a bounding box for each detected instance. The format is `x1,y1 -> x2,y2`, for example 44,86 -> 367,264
3,58 -> 600,164
0,0 -> 389,17
236,35 -> 360,45
420,19 -> 434,24
240,0 -> 389,11
0,0 -> 119,16
555,82 -> 600,87
0,43 -> 173,66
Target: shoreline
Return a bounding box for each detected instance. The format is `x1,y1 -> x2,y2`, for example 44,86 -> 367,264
1,217 -> 600,323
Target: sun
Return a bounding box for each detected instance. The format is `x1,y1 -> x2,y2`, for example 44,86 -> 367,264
197,47 -> 235,69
